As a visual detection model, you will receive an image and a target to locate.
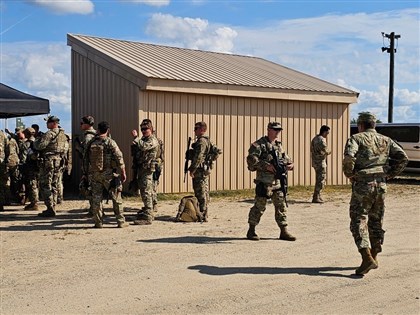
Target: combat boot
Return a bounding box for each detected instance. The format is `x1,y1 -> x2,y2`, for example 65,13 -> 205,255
312,193 -> 324,203
355,248 -> 377,275
117,222 -> 129,228
38,206 -> 56,217
370,238 -> 382,267
246,224 -> 260,241
279,226 -> 296,241
24,202 -> 39,211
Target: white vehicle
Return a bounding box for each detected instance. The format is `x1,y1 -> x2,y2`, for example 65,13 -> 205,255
350,123 -> 420,169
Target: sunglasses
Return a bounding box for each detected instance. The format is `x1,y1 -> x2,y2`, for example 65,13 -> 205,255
141,128 -> 149,132
194,127 -> 200,131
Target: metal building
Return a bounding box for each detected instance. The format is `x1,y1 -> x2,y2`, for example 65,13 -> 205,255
67,34 -> 359,193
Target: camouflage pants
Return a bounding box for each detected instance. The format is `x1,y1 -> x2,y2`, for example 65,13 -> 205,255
9,165 -> 24,203
313,164 -> 326,194
248,182 -> 288,227
192,169 -> 209,213
349,178 -> 386,250
89,172 -> 125,226
38,157 -> 61,208
24,170 -> 39,204
57,169 -> 64,201
138,170 -> 154,219
152,179 -> 159,207
0,164 -> 8,206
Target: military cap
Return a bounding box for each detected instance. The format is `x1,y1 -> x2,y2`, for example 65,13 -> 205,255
15,127 -> 24,133
81,115 -> 94,126
194,121 -> 207,130
357,112 -> 377,124
46,115 -> 60,123
140,119 -> 153,130
267,121 -> 283,130
23,127 -> 36,135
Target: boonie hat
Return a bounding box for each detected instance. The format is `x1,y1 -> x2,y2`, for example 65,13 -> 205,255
357,112 -> 377,124
267,121 -> 283,130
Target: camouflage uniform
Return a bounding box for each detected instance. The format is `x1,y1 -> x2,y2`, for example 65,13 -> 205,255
247,136 -> 293,227
6,137 -> 20,205
0,131 -> 18,210
21,129 -> 39,209
132,133 -> 159,223
188,135 -> 211,220
34,119 -> 68,215
83,134 -> 126,228
56,132 -> 71,204
152,136 -> 164,211
343,121 -> 408,251
311,134 -> 331,201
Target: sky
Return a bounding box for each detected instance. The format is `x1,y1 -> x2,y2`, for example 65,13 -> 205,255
0,0 -> 419,133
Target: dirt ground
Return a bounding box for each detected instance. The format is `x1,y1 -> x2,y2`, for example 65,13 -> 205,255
1,179 -> 419,315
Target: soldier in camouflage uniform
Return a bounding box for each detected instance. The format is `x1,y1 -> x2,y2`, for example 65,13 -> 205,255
83,121 -> 127,228
22,128 -> 40,211
0,130 -> 19,211
311,125 -> 331,203
75,116 -> 97,215
246,122 -> 296,241
56,131 -> 71,204
343,112 -> 408,275
132,120 -> 159,225
33,116 -> 68,217
188,121 -> 213,222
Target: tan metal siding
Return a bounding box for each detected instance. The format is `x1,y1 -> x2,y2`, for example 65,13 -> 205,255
138,90 -> 349,193
71,50 -> 139,185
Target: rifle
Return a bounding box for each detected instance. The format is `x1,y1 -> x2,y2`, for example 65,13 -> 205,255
271,147 -> 289,207
183,137 -> 192,183
107,172 -> 121,204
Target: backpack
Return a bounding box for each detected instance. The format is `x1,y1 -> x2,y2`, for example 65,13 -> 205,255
175,195 -> 203,222
205,141 -> 222,171
86,137 -> 111,172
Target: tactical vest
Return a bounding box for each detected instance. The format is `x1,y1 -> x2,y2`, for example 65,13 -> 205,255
0,131 -> 7,163
87,137 -> 114,172
45,129 -> 68,154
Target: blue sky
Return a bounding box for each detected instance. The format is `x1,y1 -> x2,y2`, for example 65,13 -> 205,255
1,0 -> 419,133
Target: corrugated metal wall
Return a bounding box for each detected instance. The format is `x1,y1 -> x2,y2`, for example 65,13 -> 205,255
140,90 -> 350,193
71,51 -> 139,184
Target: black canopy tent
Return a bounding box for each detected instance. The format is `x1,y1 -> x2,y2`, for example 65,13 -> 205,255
0,83 -> 50,119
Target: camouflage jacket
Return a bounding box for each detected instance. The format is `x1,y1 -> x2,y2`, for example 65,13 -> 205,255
188,135 -> 211,173
83,135 -> 125,175
75,128 -> 97,158
0,131 -> 19,167
247,136 -> 293,184
132,134 -> 159,172
311,134 -> 331,167
33,127 -> 68,158
343,128 -> 408,179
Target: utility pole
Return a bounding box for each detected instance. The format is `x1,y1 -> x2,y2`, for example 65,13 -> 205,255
382,32 -> 401,123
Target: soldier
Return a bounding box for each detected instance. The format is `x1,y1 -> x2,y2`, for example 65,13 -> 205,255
21,127 -> 40,210
188,121 -> 215,222
0,130 -> 18,211
132,119 -> 159,225
343,112 -> 408,275
83,121 -> 127,228
56,131 -> 71,204
11,128 -> 26,204
33,116 -> 68,217
31,124 -> 44,139
311,125 -> 331,203
246,121 -> 296,241
75,115 -> 96,215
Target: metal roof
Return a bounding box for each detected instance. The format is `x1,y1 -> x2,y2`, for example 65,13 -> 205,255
67,34 -> 357,96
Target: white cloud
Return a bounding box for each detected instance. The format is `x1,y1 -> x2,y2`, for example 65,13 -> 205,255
146,13 -> 237,53
121,0 -> 170,7
28,0 -> 94,15
1,42 -> 71,118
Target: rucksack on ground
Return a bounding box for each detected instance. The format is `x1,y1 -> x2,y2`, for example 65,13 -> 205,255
175,195 -> 202,222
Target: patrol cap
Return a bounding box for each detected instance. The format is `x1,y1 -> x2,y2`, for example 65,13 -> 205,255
46,115 -> 60,123
194,121 -> 207,130
23,127 -> 36,135
357,112 -> 377,124
267,121 -> 283,130
81,115 -> 94,126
